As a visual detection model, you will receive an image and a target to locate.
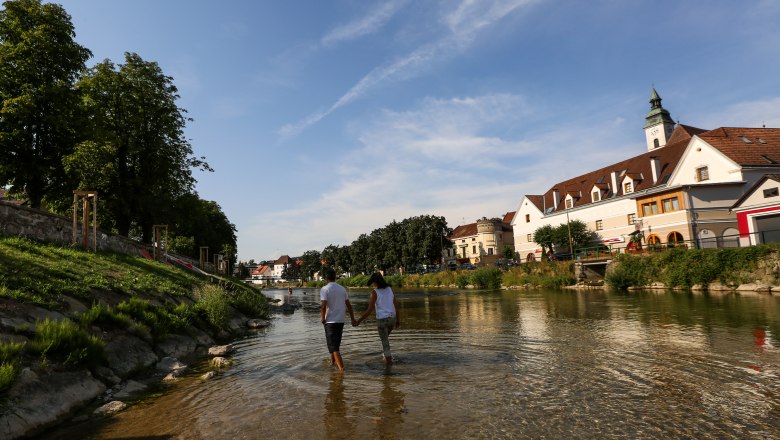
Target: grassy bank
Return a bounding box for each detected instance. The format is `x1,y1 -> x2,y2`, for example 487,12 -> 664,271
604,244 -> 780,289
0,236 -> 269,394
304,261 -> 576,290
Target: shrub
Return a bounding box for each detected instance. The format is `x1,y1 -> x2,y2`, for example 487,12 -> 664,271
194,285 -> 230,330
229,288 -> 269,317
470,267 -> 503,289
605,254 -> 655,289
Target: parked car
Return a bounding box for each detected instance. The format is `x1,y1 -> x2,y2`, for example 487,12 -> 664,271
495,258 -> 518,268
460,263 -> 476,270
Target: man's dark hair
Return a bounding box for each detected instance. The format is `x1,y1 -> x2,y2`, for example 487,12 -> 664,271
323,267 -> 336,281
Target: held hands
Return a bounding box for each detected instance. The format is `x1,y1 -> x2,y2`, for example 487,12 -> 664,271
351,318 -> 360,327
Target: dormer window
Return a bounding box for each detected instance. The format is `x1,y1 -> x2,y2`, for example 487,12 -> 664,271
623,181 -> 633,194
565,197 -> 573,209
592,190 -> 600,202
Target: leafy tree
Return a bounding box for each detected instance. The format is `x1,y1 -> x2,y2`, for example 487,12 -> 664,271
0,0 -> 91,207
502,245 -> 515,260
533,224 -> 556,259
281,261 -> 301,282
169,235 -> 195,256
298,250 -> 321,281
168,194 -> 237,262
72,52 -> 211,241
554,220 -> 595,251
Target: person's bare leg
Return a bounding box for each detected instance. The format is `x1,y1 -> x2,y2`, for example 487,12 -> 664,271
333,351 -> 344,371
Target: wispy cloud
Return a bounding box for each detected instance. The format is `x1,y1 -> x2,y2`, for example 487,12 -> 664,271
278,0 -> 538,139
700,96 -> 780,129
321,0 -> 407,47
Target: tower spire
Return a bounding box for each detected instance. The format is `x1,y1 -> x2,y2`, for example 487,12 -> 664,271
644,88 -> 675,150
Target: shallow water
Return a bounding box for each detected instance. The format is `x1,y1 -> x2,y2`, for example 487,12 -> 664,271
46,288 -> 780,439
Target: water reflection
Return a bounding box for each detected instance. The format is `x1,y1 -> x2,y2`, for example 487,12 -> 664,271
41,288 -> 780,439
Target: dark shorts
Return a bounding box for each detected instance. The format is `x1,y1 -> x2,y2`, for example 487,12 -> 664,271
324,322 -> 345,353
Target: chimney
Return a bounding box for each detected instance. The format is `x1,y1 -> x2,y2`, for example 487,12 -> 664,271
552,189 -> 560,209
650,157 -> 660,184
610,172 -> 618,195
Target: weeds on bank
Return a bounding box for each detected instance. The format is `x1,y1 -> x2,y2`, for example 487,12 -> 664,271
605,245 -> 777,289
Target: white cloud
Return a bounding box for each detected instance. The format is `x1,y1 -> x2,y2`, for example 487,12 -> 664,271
700,96 -> 780,129
278,0 -> 538,138
321,0 -> 407,47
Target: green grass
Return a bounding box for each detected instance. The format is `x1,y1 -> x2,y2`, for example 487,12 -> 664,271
29,319 -> 104,367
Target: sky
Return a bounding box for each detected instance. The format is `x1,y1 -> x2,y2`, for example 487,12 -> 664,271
56,0 -> 780,261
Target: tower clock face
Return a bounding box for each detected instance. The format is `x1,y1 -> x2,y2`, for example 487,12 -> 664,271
650,127 -> 659,136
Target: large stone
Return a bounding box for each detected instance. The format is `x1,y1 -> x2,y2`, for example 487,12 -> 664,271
210,357 -> 232,368
208,344 -> 234,357
0,369 -> 105,440
156,334 -> 197,359
104,335 -> 158,378
112,380 -> 147,400
156,356 -> 187,373
247,319 -> 271,329
93,401 -> 127,416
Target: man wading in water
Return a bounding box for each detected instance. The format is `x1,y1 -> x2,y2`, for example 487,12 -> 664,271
320,267 -> 356,371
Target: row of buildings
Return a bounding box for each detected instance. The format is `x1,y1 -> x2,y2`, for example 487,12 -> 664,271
447,89 -> 780,265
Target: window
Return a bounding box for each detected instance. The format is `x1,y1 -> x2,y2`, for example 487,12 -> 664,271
595,220 -> 603,231
488,248 -> 493,255
764,187 -> 779,198
641,201 -> 659,216
592,190 -> 600,202
653,138 -> 660,149
565,198 -> 573,209
627,213 -> 636,225
646,234 -> 661,246
667,231 -> 684,247
662,197 -> 680,212
471,238 -> 475,241
525,214 -> 530,222
527,234 -> 532,242
695,166 -> 709,182
472,245 -> 476,254
624,182 -> 633,194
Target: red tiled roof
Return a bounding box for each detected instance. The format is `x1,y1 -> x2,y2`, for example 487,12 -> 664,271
502,211 -> 516,223
274,255 -> 292,265
449,223 -> 478,239
525,195 -> 544,211
698,127 -> 780,166
539,124 -> 694,214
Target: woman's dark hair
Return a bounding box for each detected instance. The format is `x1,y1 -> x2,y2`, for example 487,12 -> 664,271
367,272 -> 388,288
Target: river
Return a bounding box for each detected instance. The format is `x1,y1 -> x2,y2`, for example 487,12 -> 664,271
45,287 -> 780,439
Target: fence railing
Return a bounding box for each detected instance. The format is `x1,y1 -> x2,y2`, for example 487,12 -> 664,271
569,229 -> 780,262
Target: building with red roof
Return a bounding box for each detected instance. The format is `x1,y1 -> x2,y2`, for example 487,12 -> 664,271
445,212 -> 515,266
512,89 -> 780,262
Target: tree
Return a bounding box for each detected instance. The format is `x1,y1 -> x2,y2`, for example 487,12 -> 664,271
281,261 -> 301,282
0,0 -> 92,207
532,225 -> 556,259
502,245 -> 515,260
168,194 -> 237,262
72,52 -> 211,241
298,250 -> 322,281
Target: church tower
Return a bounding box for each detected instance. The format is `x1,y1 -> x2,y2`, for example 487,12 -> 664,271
644,88 -> 675,151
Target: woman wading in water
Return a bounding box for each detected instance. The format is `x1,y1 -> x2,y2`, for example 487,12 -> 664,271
355,272 -> 400,364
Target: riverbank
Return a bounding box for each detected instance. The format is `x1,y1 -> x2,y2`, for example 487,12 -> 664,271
0,236 -> 271,439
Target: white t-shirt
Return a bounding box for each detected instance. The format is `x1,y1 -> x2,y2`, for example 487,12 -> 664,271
374,286 -> 395,319
320,282 -> 349,323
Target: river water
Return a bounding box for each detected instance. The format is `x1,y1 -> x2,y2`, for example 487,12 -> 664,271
47,287 -> 780,439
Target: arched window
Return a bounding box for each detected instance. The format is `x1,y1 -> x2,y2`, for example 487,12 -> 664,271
698,229 -> 717,249
653,138 -> 660,149
722,228 -> 739,248
667,231 -> 684,247
646,234 -> 661,245
526,253 -> 536,263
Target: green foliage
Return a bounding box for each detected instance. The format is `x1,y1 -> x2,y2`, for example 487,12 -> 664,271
502,262 -> 576,288
533,225 -> 556,257
228,287 -> 269,318
470,267 -> 503,289
169,235 -> 195,257
193,285 -> 230,331
29,318 -> 104,367
0,362 -> 19,394
0,0 -> 92,208
455,273 -> 470,288
605,245 -> 775,289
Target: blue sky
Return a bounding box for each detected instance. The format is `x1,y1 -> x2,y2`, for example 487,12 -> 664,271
58,0 -> 780,261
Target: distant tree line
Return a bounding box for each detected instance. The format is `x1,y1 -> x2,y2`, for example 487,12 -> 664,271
0,0 -> 236,267
282,215 -> 452,281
